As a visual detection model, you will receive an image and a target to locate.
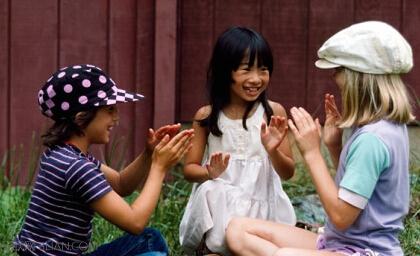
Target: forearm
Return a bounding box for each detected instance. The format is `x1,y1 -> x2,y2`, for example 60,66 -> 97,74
119,149 -> 153,196
129,165 -> 166,232
267,149 -> 294,180
183,163 -> 210,183
327,145 -> 341,169
303,152 -> 348,225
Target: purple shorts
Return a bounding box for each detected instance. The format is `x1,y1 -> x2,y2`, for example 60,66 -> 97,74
316,235 -> 379,256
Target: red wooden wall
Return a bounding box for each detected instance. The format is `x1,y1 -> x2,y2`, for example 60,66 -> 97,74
177,0 -> 420,121
0,0 -> 419,184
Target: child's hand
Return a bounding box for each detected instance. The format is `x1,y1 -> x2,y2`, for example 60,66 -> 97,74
288,107 -> 322,159
151,129 -> 194,170
323,94 -> 342,149
260,116 -> 288,153
206,152 -> 230,179
146,123 -> 181,153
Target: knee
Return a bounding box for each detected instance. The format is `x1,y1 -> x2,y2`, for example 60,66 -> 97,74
226,217 -> 248,253
134,228 -> 168,253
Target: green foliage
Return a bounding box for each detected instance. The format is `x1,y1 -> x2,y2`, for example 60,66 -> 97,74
0,187 -> 32,255
0,131 -> 41,190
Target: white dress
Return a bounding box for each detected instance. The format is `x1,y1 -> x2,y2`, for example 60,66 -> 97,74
179,103 -> 296,255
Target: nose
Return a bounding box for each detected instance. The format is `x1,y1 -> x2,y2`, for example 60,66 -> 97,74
248,70 -> 262,85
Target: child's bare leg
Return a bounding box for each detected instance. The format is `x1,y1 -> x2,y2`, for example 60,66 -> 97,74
226,217 -> 319,256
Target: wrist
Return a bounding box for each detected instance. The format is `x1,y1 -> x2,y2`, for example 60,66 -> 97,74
302,149 -> 323,164
150,162 -> 168,174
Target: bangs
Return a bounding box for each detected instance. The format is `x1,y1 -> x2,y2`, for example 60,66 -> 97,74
247,38 -> 273,73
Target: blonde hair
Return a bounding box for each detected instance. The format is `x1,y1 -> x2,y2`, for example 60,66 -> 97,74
339,68 -> 415,128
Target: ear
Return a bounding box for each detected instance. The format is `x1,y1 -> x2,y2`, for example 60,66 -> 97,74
74,112 -> 86,126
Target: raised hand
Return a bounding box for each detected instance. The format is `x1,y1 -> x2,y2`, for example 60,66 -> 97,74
152,129 -> 194,170
288,107 -> 322,159
146,123 -> 181,153
260,116 -> 288,153
206,152 -> 230,179
323,94 -> 342,148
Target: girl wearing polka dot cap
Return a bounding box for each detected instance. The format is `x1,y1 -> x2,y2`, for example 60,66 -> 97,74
14,64 -> 194,256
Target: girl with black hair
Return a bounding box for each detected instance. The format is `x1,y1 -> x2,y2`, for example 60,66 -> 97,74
179,26 -> 296,255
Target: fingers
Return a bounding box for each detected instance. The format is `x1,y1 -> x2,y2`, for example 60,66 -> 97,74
290,107 -> 309,129
325,94 -> 341,118
287,119 -> 300,139
154,123 -> 182,139
166,129 -> 193,148
154,134 -> 169,151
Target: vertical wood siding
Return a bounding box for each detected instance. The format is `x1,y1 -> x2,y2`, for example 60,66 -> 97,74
177,0 -> 420,121
1,0 -> 419,184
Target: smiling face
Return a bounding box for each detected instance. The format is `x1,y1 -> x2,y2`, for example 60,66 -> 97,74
230,55 -> 270,104
83,105 -> 119,144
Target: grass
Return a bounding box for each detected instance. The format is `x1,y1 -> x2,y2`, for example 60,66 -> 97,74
0,134 -> 419,255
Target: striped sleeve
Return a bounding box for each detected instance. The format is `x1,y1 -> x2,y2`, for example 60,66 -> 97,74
65,159 -> 111,203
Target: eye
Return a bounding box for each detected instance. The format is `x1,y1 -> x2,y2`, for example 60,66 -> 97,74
107,105 -> 116,113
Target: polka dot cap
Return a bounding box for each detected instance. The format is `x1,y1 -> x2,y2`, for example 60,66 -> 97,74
38,64 -> 144,120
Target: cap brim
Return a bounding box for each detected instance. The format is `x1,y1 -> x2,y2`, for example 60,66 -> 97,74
95,87 -> 144,106
315,59 -> 341,69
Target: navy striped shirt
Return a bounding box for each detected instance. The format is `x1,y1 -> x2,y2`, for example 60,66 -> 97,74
14,144 -> 112,256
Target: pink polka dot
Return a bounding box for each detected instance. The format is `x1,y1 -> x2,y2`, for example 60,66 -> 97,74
73,65 -> 82,69
58,72 -> 66,78
72,74 -> 79,78
79,96 -> 88,104
64,84 -> 73,93
99,75 -> 107,84
38,90 -> 44,97
86,64 -> 95,67
97,90 -> 106,98
82,79 -> 91,88
47,85 -> 56,97
61,102 -> 69,110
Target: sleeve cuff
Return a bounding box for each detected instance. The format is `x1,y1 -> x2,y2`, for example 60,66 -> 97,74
338,187 -> 368,209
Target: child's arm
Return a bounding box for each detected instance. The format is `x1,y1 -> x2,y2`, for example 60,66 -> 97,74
183,106 -> 215,182
90,130 -> 193,234
261,102 -> 295,180
288,107 -> 361,231
101,124 -> 181,197
323,94 -> 343,168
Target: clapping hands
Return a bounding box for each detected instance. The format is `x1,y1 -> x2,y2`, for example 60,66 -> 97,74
260,116 -> 288,153
146,124 -> 181,153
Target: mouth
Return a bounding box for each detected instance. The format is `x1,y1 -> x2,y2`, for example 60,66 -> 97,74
243,86 -> 261,96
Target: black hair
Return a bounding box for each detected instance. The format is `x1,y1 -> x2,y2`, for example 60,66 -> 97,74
41,108 -> 98,147
199,26 -> 274,136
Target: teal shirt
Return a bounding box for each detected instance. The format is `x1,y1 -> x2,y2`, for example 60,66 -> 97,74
340,133 -> 390,200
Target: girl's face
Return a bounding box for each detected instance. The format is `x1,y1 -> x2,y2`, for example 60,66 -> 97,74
84,105 -> 119,144
333,67 -> 345,91
230,57 -> 269,104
